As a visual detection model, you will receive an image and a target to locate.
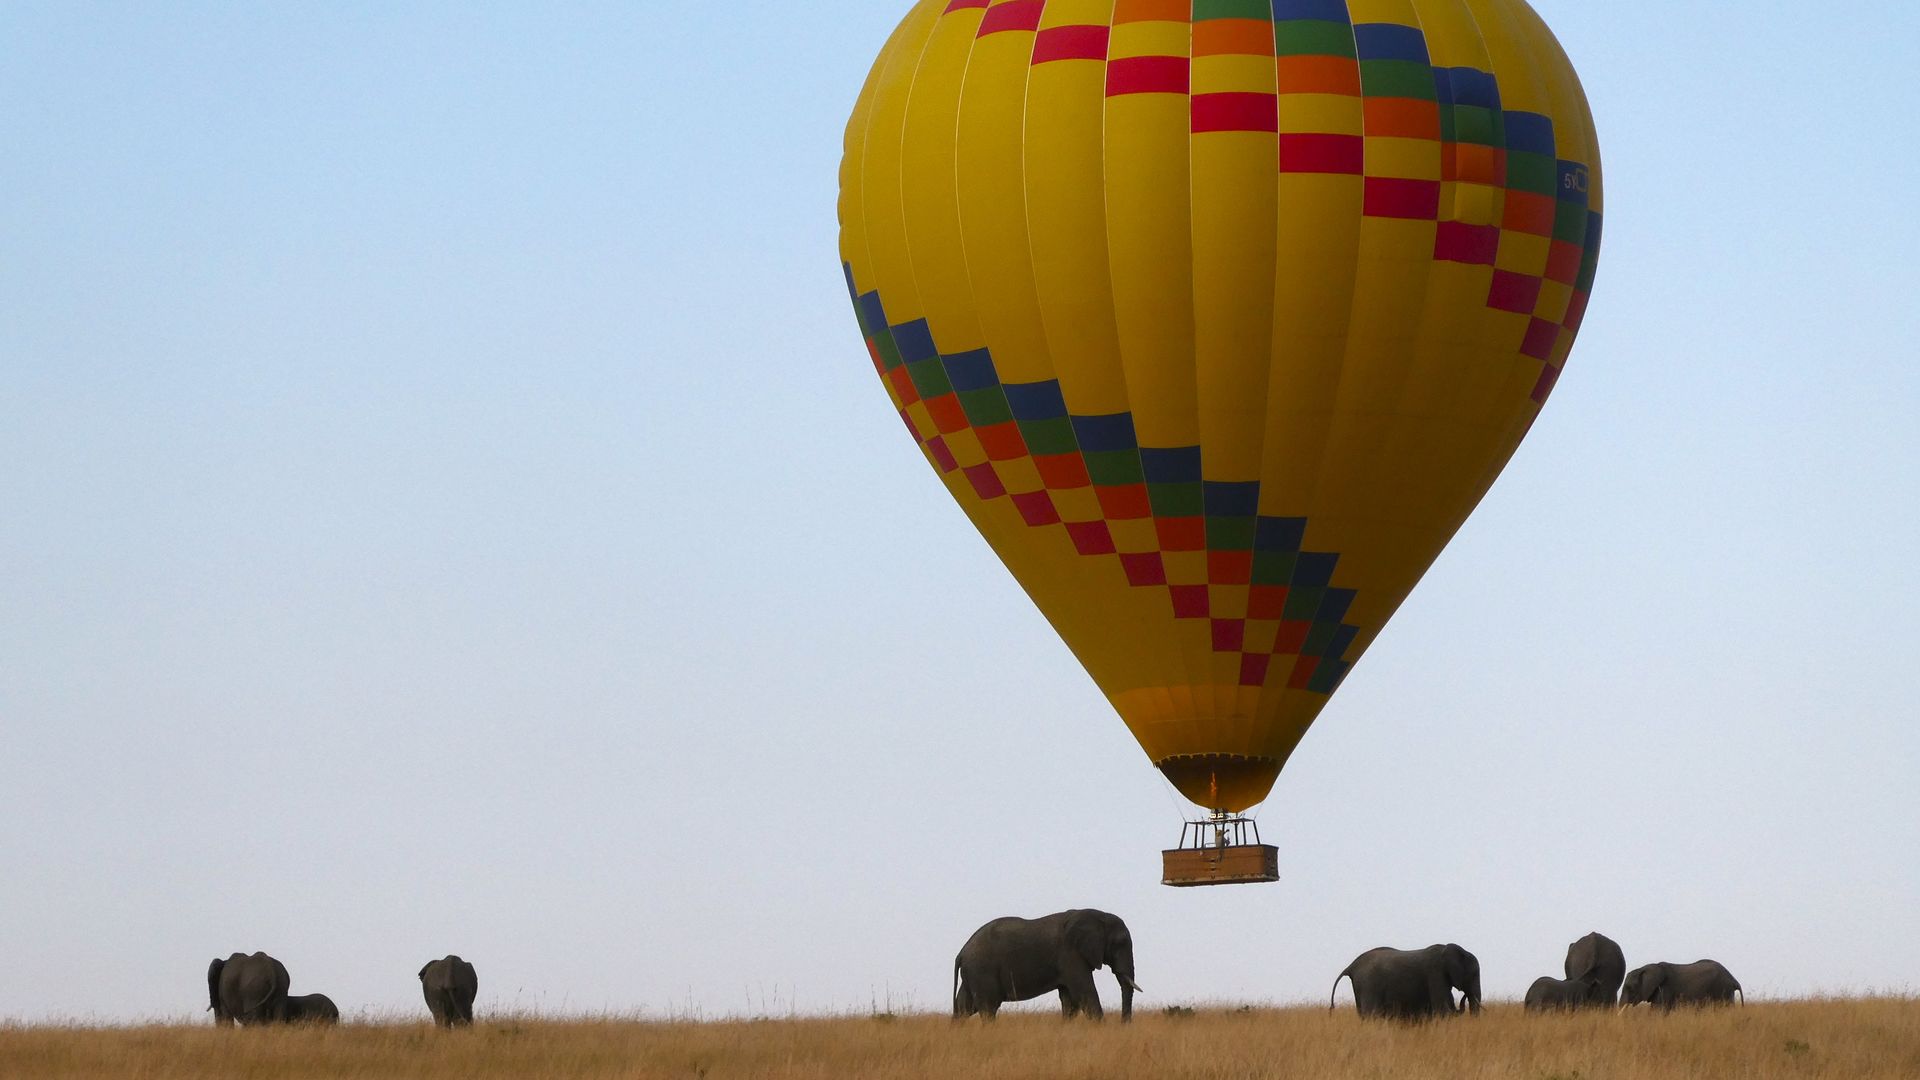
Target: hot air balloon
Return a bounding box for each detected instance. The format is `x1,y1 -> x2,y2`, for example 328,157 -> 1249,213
839,0 -> 1602,885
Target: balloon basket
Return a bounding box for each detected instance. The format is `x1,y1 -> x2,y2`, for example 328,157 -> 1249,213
1161,814 -> 1279,887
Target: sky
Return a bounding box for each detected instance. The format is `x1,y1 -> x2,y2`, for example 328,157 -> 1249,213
3,1 -> 1917,1023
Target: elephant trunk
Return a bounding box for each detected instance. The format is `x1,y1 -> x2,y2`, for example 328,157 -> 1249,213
1113,955 -> 1139,1022
1117,970 -> 1140,1022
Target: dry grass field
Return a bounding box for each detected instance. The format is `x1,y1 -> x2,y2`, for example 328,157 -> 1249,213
3,998 -> 1916,1080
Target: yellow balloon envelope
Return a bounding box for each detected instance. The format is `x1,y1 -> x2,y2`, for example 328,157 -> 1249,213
839,0 -> 1602,814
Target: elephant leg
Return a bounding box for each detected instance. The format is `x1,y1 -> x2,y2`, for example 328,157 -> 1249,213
1057,989 -> 1077,1018
1062,968 -> 1102,1021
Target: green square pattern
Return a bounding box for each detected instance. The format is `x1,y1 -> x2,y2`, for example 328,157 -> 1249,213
1017,417 -> 1077,457
1253,551 -> 1298,586
1148,482 -> 1204,518
1206,517 -> 1256,551
1359,60 -> 1436,100
1273,20 -> 1355,58
1083,450 -> 1143,487
872,331 -> 903,372
1451,105 -> 1502,147
957,387 -> 1012,427
1283,586 -> 1325,621
906,358 -> 951,399
1505,151 -> 1558,196
1193,0 -> 1271,20
1553,200 -> 1588,244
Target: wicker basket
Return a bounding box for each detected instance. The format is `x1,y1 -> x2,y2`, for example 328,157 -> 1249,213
1161,844 -> 1280,887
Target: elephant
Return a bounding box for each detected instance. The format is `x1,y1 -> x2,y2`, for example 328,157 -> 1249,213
282,993 -> 340,1024
1564,931 -> 1627,1007
207,952 -> 290,1026
1330,944 -> 1482,1020
1524,973 -> 1600,1011
952,909 -> 1140,1022
1621,960 -> 1743,1009
419,955 -> 478,1028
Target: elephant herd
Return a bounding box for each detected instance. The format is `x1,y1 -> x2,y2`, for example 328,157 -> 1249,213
1321,931 -> 1742,1019
951,913 -> 1743,1022
1518,932 -> 1744,1014
205,952 -> 477,1028
210,921 -> 1745,1026
1323,931 -> 1742,1019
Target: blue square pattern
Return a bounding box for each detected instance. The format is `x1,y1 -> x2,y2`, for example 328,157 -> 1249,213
1141,446 -> 1203,484
1503,111 -> 1555,155
943,348 -> 999,392
891,319 -> 938,363
1004,381 -> 1068,421
1271,0 -> 1351,22
1072,413 -> 1138,452
1204,481 -> 1260,517
1353,23 -> 1429,62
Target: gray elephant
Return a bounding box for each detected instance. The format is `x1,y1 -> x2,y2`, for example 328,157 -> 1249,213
282,993 -> 340,1024
1621,960 -> 1742,1009
419,955 -> 478,1028
1564,931 -> 1627,1007
207,952 -> 290,1026
953,909 -> 1140,1021
1330,944 -> 1482,1020
1524,973 -> 1599,1011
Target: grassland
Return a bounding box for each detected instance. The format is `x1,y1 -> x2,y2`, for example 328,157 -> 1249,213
3,998 -> 1916,1079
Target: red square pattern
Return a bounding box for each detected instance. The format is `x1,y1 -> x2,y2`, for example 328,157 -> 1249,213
1170,585 -> 1210,619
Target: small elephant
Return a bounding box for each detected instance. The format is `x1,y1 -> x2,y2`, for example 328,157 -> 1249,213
1621,960 -> 1742,1009
1564,931 -> 1627,1007
1330,944 -> 1482,1020
1525,973 -> 1599,1011
419,955 -> 478,1028
953,909 -> 1140,1022
208,952 -> 290,1026
282,993 -> 340,1024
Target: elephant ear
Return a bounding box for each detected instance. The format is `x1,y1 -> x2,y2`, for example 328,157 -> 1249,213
419,962 -> 432,980
1064,911 -> 1105,970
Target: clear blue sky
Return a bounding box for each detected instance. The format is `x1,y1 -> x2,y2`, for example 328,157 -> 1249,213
2,1 -> 1916,1021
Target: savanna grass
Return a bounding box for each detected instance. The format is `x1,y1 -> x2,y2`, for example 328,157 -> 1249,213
2,997 -> 1916,1079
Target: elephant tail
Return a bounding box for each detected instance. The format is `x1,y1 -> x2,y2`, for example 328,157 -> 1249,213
207,958 -> 226,1016
241,981 -> 276,1022
1329,969 -> 1352,1013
